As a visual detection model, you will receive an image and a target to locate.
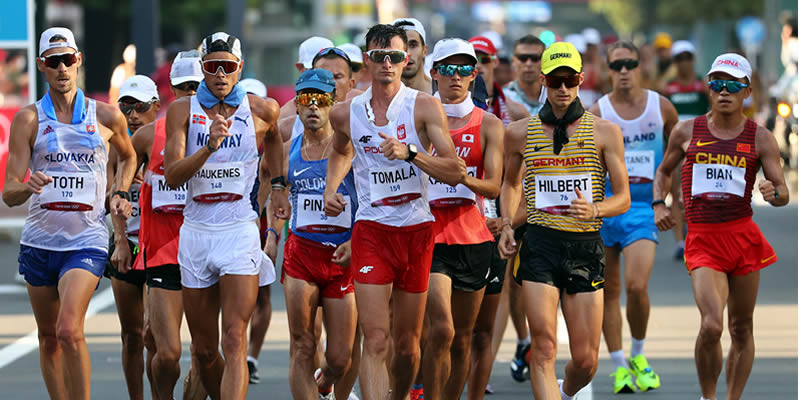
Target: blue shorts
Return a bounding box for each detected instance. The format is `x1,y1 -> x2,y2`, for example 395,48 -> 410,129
600,204 -> 659,249
18,245 -> 107,287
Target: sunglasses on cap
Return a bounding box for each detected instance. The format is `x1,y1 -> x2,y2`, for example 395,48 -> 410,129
435,64 -> 476,77
39,52 -> 78,69
708,79 -> 749,94
544,73 -> 581,89
172,81 -> 199,92
608,58 -> 639,71
201,59 -> 240,75
477,54 -> 496,64
313,47 -> 352,65
296,92 -> 335,107
366,49 -> 407,64
514,53 -> 542,63
118,100 -> 156,115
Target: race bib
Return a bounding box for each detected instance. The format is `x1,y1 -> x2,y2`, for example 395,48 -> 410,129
190,162 -> 246,203
368,165 -> 423,206
151,174 -> 187,213
534,174 -> 593,215
428,166 -> 477,207
126,183 -> 141,236
39,171 -> 96,211
626,150 -> 655,184
296,194 -> 351,233
484,198 -> 498,219
691,163 -> 746,200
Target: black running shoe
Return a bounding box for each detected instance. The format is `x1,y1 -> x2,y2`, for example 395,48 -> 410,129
510,343 -> 531,382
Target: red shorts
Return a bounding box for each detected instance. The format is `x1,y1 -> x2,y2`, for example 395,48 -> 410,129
685,217 -> 777,276
351,220 -> 434,293
281,233 -> 354,299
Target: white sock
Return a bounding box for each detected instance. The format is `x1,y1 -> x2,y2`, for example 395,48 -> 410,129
610,349 -> 627,369
247,355 -> 258,366
559,380 -> 574,400
631,338 -> 645,358
700,397 -> 711,400
519,336 -> 531,346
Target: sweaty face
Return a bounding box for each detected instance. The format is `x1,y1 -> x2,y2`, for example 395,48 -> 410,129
512,43 -> 544,84
402,30 -> 426,79
431,55 -> 476,101
708,72 -> 751,115
540,67 -> 583,109
313,57 -> 353,102
608,48 -> 640,91
202,51 -> 241,99
366,36 -> 408,85
297,90 -> 333,130
37,46 -> 81,94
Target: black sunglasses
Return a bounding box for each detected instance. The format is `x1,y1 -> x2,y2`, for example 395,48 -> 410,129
608,58 -> 639,71
39,52 -> 78,69
313,47 -> 352,66
477,54 -> 495,64
118,100 -> 156,115
173,81 -> 200,92
514,53 -> 542,63
545,74 -> 581,89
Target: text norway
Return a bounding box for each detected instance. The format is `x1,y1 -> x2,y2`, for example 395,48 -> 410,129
196,133 -> 243,148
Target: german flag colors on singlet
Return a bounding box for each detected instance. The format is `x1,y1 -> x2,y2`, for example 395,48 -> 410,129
523,112 -> 605,233
681,115 -> 760,225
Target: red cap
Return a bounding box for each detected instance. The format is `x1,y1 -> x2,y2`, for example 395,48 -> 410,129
468,36 -> 497,56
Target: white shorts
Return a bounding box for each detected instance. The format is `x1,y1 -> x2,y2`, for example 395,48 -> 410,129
259,252 -> 276,287
178,220 -> 265,289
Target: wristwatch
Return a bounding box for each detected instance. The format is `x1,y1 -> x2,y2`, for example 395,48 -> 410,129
405,143 -> 418,162
271,176 -> 288,187
113,190 -> 131,201
206,142 -> 219,153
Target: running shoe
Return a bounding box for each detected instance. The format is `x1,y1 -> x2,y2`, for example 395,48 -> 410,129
673,245 -> 684,261
315,368 -> 336,399
485,383 -> 494,394
247,359 -> 260,384
409,384 -> 424,400
347,391 -> 360,400
629,355 -> 661,391
609,366 -> 635,394
510,343 -> 531,382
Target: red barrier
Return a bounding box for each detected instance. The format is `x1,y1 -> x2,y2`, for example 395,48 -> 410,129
0,107 -> 20,191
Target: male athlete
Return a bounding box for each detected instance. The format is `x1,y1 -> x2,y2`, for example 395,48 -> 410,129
653,53 -> 788,400
421,38 -> 504,400
468,35 -> 528,125
505,34 -> 548,115
393,18 -> 431,94
3,27 -> 136,399
323,24 -> 465,400
589,40 -> 679,394
498,42 -> 630,400
163,32 -> 284,400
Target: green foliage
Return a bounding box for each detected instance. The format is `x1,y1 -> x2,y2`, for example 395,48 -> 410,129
589,0 -> 645,37
655,0 -> 764,25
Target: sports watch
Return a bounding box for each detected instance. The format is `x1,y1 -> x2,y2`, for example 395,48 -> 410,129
405,143 -> 418,162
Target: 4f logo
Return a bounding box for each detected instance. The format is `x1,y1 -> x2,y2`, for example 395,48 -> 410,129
359,266 -> 374,274
359,135 -> 372,144
397,124 -> 406,140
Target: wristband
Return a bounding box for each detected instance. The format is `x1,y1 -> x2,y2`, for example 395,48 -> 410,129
651,199 -> 666,208
206,142 -> 219,153
271,184 -> 286,191
113,190 -> 131,201
775,187 -> 780,199
265,228 -> 279,239
592,203 -> 600,219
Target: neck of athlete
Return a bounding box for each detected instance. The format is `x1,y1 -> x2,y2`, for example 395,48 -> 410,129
404,72 -> 431,93
49,86 -> 79,117
549,98 -> 575,119
517,78 -> 542,101
303,123 -> 333,145
709,108 -> 746,130
610,86 -> 645,106
440,89 -> 469,105
371,79 -> 403,111
484,74 -> 496,96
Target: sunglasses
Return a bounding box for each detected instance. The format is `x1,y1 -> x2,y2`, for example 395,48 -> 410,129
708,80 -> 749,94
201,59 -> 240,75
39,52 -> 78,69
296,92 -> 335,107
673,53 -> 693,62
351,63 -> 363,73
515,53 -> 542,63
477,54 -> 496,64
544,74 -> 581,89
172,81 -> 199,92
118,100 -> 156,115
366,50 -> 407,64
314,47 -> 352,66
435,64 -> 475,77
608,58 -> 639,71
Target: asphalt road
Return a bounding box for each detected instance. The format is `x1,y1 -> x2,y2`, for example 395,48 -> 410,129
0,204 -> 795,399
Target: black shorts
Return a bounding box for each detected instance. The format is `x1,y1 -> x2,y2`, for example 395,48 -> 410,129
514,224 -> 605,294
146,264 -> 182,291
431,241 -> 494,292
485,241 -> 506,295
105,238 -> 145,287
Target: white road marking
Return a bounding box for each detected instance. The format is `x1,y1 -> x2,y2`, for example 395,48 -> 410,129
0,284 -> 27,295
0,286 -> 115,369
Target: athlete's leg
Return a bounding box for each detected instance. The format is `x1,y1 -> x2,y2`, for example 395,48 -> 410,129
219,274 -> 259,399
560,290 -> 604,396
182,348 -> 209,400
690,267 -> 729,399
390,289 -> 427,400
422,273 -> 454,400
143,317 -> 158,400
622,240 -> 657,342
508,262 -> 528,342
443,288 -> 485,400
490,270 -> 510,357
182,285 -> 223,399
468,292 -> 500,400
148,287 -> 184,399
27,284 -> 67,400
321,293 -> 358,399
602,246 -> 623,353
725,270 -> 760,400
522,281 -> 560,399
355,282 -> 392,399
248,285 -> 272,362
111,277 -> 145,400
57,268 -> 102,400
284,275 -> 321,399
670,165 -> 686,252
337,326 -> 362,398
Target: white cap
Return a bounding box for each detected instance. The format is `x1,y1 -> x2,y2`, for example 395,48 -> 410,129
39,27 -> 78,56
393,18 -> 427,45
480,31 -> 504,51
118,75 -> 159,102
338,43 -> 364,65
431,38 -> 478,64
671,40 -> 696,57
707,53 -> 752,81
564,33 -> 587,54
298,36 -> 334,69
239,78 -> 267,98
201,32 -> 243,60
170,50 -> 203,86
582,28 -> 601,45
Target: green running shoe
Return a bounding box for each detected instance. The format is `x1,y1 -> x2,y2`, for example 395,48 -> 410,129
629,354 -> 661,391
610,366 -> 635,394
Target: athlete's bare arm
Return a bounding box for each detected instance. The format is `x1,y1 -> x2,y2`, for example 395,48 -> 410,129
403,93 -> 464,186
263,141 -> 292,227
653,119 -> 693,231
131,122 -> 155,173
505,97 -> 530,122
279,99 -> 296,121
755,124 -> 790,206
586,118 -> 630,219
278,115 -> 296,142
2,106 -> 41,206
462,111 -> 503,199
587,102 -> 602,118
163,98 -> 204,188
660,95 -> 679,142
98,102 -> 136,194
324,101 -> 355,216
251,94 -> 287,217
497,118 -> 528,258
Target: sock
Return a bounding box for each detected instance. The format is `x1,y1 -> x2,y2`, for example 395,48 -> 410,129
247,355 -> 257,366
700,397 -> 711,400
559,380 -> 574,400
677,240 -> 685,248
412,384 -> 423,390
518,336 -> 531,346
631,338 -> 645,358
610,350 -> 627,370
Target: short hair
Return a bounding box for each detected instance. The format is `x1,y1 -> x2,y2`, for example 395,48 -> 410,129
365,24 -> 408,51
313,52 -> 353,79
49,34 -> 67,43
785,16 -> 798,37
607,40 -> 640,61
514,34 -> 545,52
393,20 -> 424,46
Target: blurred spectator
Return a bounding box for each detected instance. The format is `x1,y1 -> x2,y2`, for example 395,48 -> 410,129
770,15 -> 798,100
0,50 -> 29,106
108,44 -> 136,104
663,41 -> 709,121
495,56 -> 513,88
505,34 -> 547,115
652,32 -> 674,90
638,42 -> 659,91
151,43 -> 183,109
338,43 -> 369,90
583,28 -> 608,99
